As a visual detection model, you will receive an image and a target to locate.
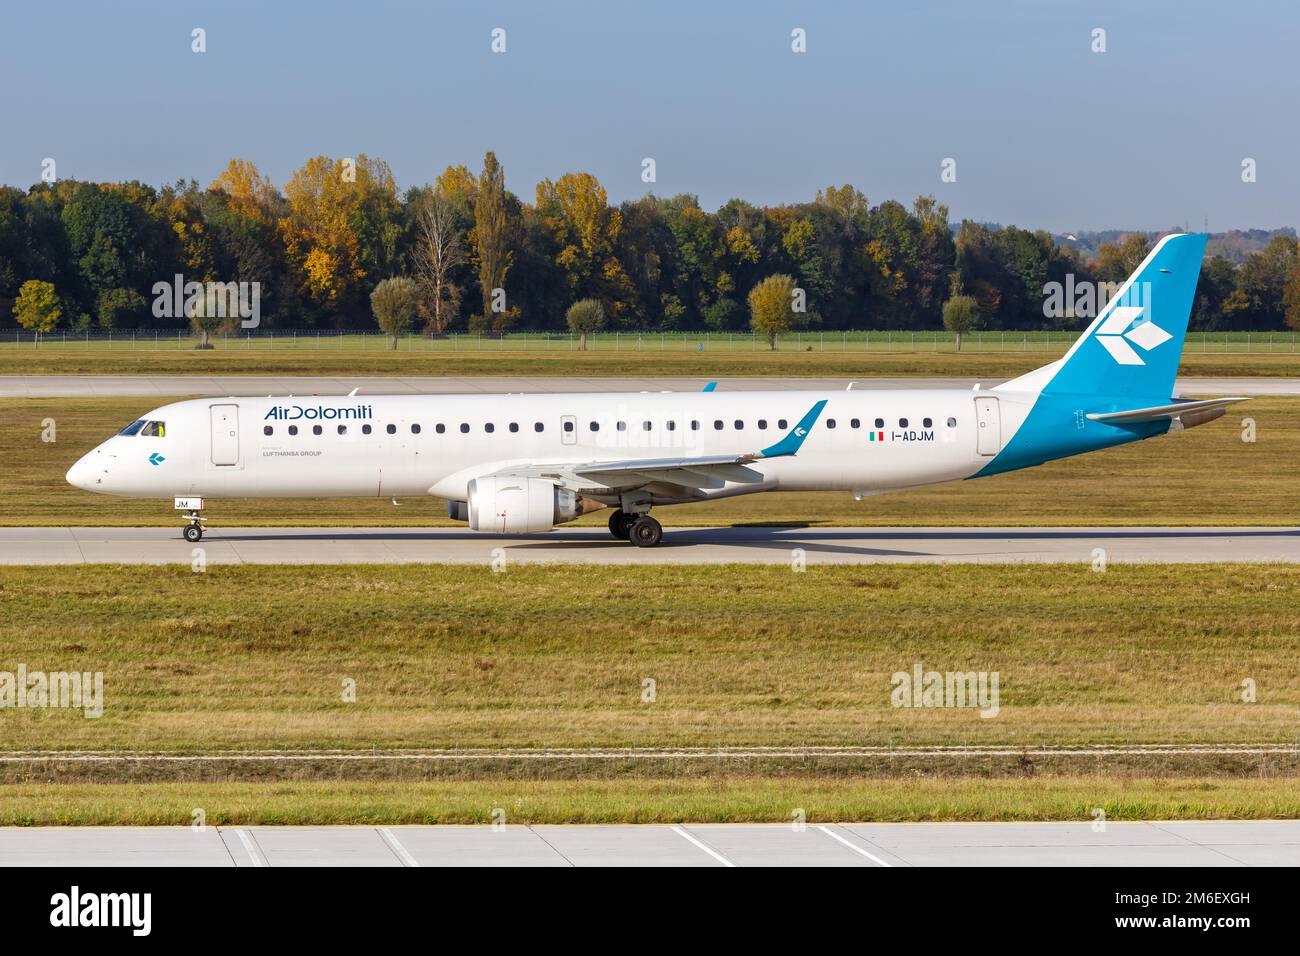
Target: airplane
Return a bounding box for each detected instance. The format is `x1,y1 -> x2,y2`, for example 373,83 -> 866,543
66,233 -> 1246,547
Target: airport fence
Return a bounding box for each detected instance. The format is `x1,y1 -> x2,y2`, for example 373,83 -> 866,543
4,328 -> 1300,354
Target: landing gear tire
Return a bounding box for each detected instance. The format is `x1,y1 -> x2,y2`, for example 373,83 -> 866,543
608,510 -> 634,540
183,523 -> 203,543
629,515 -> 663,548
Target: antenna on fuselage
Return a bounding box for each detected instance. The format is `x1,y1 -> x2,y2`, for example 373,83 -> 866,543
348,387 -> 360,396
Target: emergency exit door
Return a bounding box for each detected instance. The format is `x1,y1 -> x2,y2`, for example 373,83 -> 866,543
974,396 -> 1000,456
210,404 -> 240,465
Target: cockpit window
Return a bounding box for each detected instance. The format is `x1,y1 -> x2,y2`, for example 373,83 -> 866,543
118,420 -> 146,436
141,421 -> 166,437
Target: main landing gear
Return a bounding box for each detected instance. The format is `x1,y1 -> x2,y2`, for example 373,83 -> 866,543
608,509 -> 663,548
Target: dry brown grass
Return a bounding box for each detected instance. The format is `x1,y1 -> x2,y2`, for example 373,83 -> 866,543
1,563 -> 1297,752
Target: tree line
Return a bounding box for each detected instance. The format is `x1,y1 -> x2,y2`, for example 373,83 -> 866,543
3,152 -> 1299,341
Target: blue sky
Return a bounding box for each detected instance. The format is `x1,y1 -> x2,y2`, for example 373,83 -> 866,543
1,0 -> 1296,232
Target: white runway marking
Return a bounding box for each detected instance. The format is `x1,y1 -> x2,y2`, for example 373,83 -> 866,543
672,826 -> 736,867
233,828 -> 266,867
817,825 -> 893,866
378,828 -> 421,867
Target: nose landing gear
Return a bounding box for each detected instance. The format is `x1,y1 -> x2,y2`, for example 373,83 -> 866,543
181,511 -> 205,543
175,497 -> 207,543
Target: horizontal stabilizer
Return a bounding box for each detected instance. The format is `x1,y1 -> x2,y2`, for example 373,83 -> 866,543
1086,397 -> 1248,425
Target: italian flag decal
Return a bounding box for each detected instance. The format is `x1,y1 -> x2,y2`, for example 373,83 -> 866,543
868,430 -> 885,442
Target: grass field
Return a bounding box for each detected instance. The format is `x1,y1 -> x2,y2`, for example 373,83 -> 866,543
2,396 -> 1292,527
3,344 -> 1300,377
2,777 -> 1298,826
2,563 -> 1297,752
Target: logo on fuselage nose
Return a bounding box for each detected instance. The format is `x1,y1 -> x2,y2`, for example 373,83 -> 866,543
148,452 -> 165,466
1093,304 -> 1171,366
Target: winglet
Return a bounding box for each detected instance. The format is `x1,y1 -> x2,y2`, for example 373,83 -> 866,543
702,381 -> 717,392
756,400 -> 827,458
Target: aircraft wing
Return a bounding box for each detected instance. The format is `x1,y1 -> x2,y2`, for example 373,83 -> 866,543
1086,396 -> 1248,425
483,400 -> 827,495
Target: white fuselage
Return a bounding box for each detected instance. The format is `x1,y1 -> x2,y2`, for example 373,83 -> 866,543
66,388 -> 1036,506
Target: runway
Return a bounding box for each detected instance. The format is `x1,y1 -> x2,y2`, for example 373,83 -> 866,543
3,374 -> 1299,398
1,821 -> 1295,866
2,525 -> 1297,565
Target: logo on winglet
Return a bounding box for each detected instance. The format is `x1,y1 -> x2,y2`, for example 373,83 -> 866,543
148,452 -> 165,466
1094,305 -> 1171,366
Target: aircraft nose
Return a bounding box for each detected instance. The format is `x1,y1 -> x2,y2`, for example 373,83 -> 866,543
66,450 -> 103,491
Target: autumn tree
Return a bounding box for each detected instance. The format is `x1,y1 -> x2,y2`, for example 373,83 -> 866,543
279,154 -> 400,319
14,279 -> 62,340
565,298 -> 605,350
1094,234 -> 1152,283
942,276 -> 980,351
210,159 -> 280,223
536,172 -> 635,319
471,152 -> 513,331
748,273 -> 800,349
188,284 -> 240,349
370,276 -> 420,349
412,191 -> 463,334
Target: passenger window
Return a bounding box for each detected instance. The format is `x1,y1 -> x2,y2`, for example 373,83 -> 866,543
118,420 -> 146,436
141,421 -> 166,437
778,419 -> 788,430
642,421 -> 652,431
714,420 -> 724,430
850,418 -> 860,429
386,424 -> 397,435
562,421 -> 572,433
947,417 -> 957,428
411,424 -> 421,434
617,421 -> 627,431
485,423 -> 495,433
758,419 -> 767,430
534,422 -> 544,432
313,424 -> 322,435
263,425 -> 273,436
899,418 -> 908,428
509,423 -> 519,433
436,424 -> 445,434
875,418 -> 884,429
288,425 -> 298,436
826,419 -> 836,429
590,421 -> 600,432
337,425 -> 347,435
362,424 -> 372,435
923,418 -> 932,429
666,421 -> 676,431
691,420 -> 700,430
460,423 -> 469,433
733,420 -> 744,430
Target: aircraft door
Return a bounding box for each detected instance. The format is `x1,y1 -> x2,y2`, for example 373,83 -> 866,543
210,404 -> 240,465
974,397 -> 1000,456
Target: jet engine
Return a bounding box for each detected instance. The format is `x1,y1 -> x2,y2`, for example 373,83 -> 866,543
461,476 -> 597,533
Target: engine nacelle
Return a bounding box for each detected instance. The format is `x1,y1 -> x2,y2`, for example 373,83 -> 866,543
466,477 -> 589,533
